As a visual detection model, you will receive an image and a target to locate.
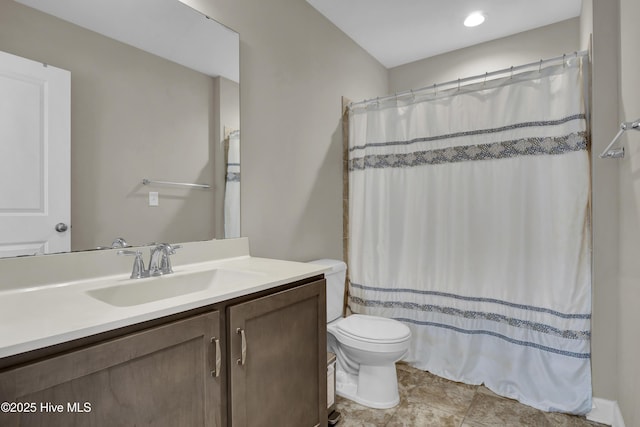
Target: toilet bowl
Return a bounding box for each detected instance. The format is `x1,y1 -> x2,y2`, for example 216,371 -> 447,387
308,259 -> 411,409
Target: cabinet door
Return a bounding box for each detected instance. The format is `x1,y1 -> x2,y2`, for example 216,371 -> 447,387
228,279 -> 327,427
0,311 -> 222,427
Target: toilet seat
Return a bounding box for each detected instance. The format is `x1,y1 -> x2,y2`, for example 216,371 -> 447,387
337,314 -> 411,343
329,315 -> 411,354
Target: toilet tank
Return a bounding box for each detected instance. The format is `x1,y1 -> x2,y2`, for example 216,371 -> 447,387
308,259 -> 346,323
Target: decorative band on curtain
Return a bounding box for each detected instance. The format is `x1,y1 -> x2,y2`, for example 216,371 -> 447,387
347,58 -> 591,414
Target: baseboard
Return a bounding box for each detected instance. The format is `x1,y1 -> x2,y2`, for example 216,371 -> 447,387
587,397 -> 625,427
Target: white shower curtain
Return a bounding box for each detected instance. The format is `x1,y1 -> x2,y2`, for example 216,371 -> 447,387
348,59 -> 591,413
224,130 -> 240,238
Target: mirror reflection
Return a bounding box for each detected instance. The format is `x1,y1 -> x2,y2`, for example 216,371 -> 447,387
0,0 -> 240,258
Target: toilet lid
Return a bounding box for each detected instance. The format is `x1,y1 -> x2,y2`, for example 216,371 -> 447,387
337,314 -> 410,343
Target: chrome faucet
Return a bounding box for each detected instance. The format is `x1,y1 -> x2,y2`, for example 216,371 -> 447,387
96,237 -> 129,250
118,243 -> 182,279
148,243 -> 182,276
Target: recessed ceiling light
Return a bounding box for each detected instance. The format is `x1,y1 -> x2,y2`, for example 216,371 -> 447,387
464,11 -> 485,27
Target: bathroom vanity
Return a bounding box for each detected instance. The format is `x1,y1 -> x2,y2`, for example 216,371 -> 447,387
0,238 -> 328,427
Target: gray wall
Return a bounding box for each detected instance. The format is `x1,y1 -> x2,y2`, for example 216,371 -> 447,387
389,19 -> 580,93
585,0 -> 621,408
183,0 -> 388,261
618,0 -> 640,423
0,0 -> 221,250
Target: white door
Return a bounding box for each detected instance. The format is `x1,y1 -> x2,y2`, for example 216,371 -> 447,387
0,50 -> 70,258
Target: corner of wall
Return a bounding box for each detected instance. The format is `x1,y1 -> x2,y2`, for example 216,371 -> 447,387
579,0 -> 594,51
588,0 -> 621,405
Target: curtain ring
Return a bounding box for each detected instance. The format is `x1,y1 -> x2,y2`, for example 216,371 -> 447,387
483,72 -> 488,86
410,89 -> 415,102
457,78 -> 461,91
510,66 -> 514,79
367,98 -> 373,109
563,53 -> 566,68
433,83 -> 437,96
539,59 -> 543,72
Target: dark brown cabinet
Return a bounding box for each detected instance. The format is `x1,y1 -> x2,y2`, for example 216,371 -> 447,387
0,276 -> 326,427
228,279 -> 327,427
0,311 -> 222,427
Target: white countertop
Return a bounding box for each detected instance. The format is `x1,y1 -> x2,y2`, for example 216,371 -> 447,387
0,254 -> 328,359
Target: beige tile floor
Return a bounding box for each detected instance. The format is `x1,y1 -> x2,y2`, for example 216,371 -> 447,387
334,363 -> 608,427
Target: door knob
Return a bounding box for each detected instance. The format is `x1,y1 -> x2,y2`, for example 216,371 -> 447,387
55,223 -> 68,232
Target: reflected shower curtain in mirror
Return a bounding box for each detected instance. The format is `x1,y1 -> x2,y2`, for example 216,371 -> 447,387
224,130 -> 240,238
347,59 -> 591,413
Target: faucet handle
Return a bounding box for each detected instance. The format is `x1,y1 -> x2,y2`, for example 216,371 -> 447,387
159,244 -> 182,274
166,244 -> 182,254
117,250 -> 147,279
111,237 -> 129,248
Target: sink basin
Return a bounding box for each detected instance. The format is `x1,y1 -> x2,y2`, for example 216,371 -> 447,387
87,269 -> 263,307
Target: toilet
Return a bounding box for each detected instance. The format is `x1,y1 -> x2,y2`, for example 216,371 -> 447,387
309,259 -> 411,409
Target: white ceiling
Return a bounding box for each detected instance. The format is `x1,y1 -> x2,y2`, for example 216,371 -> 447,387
306,0 -> 582,69
15,0 -> 239,82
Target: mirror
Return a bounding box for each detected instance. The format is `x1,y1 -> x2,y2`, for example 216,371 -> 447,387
0,0 -> 239,257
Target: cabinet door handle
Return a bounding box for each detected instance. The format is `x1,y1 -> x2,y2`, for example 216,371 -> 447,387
236,328 -> 246,366
210,337 -> 221,377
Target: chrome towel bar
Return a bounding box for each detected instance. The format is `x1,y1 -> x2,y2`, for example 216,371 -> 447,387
600,119 -> 640,159
142,178 -> 211,189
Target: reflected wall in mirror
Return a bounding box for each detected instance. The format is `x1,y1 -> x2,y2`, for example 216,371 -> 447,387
0,0 -> 240,258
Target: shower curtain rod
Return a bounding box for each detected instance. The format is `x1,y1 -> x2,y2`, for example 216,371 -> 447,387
349,50 -> 589,109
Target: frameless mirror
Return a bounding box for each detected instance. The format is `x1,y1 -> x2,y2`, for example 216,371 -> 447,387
0,0 -> 240,258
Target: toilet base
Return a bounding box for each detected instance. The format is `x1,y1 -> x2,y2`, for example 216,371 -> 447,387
335,364 -> 400,409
